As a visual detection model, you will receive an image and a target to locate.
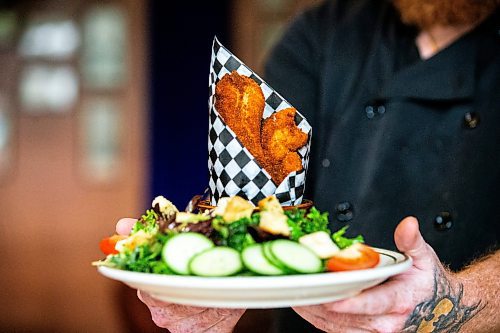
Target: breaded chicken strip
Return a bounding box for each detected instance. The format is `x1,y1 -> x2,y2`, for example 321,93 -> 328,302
215,73 -> 307,185
261,108 -> 308,184
280,152 -> 303,179
215,71 -> 265,161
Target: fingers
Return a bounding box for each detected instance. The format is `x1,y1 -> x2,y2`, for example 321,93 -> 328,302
291,217 -> 441,332
322,279 -> 413,315
137,290 -> 245,332
292,305 -> 331,331
320,217 -> 436,316
394,216 -> 438,270
293,305 -> 405,332
316,217 -> 439,318
137,289 -> 175,307
116,218 -> 137,235
137,290 -> 208,317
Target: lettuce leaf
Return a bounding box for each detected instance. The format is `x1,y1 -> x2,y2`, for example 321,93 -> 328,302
285,207 -> 330,241
332,226 -> 364,249
132,209 -> 159,234
212,214 -> 260,251
108,233 -> 171,274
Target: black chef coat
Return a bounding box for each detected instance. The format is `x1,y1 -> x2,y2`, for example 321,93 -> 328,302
265,0 -> 500,272
235,1 -> 499,332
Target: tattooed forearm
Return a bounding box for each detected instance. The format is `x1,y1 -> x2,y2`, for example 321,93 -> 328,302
402,268 -> 485,333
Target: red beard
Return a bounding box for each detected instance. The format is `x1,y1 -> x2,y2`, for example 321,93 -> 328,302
392,0 -> 498,29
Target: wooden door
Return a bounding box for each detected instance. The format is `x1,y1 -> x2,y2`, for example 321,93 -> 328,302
0,0 -> 148,331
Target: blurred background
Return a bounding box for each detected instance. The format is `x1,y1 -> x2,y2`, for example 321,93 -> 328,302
0,0 -> 319,332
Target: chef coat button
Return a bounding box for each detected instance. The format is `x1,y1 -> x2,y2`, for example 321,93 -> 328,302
377,105 -> 386,114
322,158 -> 330,168
365,105 -> 375,119
463,112 -> 480,129
335,201 -> 354,222
434,212 -> 453,231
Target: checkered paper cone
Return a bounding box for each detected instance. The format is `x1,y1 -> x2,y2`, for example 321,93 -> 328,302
207,37 -> 312,206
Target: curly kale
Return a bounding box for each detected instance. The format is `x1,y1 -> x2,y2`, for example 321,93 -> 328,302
132,209 -> 159,234
285,207 -> 330,241
332,226 -> 364,249
212,214 -> 260,251
109,233 -> 172,274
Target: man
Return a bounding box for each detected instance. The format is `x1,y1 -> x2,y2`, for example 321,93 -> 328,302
127,0 -> 499,331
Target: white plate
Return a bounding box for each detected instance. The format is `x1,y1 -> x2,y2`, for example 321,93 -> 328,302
98,248 -> 411,308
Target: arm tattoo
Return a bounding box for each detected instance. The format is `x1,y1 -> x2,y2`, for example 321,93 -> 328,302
402,268 -> 485,333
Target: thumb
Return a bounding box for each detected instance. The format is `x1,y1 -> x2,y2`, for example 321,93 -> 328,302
394,216 -> 436,269
116,218 -> 137,235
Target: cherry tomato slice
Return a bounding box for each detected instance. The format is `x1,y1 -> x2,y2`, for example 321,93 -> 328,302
99,235 -> 126,255
326,243 -> 380,272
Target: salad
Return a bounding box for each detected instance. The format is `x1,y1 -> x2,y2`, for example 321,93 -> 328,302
94,195 -> 380,277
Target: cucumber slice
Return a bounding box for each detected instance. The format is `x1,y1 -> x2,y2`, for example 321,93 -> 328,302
270,239 -> 323,274
189,247 -> 243,277
162,233 -> 214,275
242,244 -> 286,275
262,241 -> 292,273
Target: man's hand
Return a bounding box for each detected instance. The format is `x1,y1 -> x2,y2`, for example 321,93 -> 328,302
292,217 -> 487,332
137,291 -> 245,333
115,218 -> 245,333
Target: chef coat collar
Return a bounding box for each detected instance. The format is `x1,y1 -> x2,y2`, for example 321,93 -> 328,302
377,8 -> 499,102
378,35 -> 476,102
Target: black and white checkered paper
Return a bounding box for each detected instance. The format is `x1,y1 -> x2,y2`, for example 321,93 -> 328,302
208,37 -> 312,206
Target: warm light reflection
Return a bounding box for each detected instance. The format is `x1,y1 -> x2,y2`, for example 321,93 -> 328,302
80,98 -> 122,182
0,94 -> 11,176
260,21 -> 285,63
18,18 -> 80,59
82,5 -> 126,89
19,65 -> 79,113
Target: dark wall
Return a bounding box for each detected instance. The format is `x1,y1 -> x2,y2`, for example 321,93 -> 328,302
148,1 -> 231,207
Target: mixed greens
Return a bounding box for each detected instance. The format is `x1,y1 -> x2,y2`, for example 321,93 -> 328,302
95,195 -> 378,276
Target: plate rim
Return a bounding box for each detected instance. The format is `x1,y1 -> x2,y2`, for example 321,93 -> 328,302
97,248 -> 412,289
